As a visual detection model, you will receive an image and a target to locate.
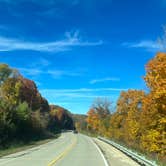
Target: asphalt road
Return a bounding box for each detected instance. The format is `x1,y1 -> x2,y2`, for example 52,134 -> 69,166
0,132 -> 108,166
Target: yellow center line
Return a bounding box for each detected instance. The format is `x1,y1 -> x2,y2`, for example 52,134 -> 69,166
47,136 -> 77,166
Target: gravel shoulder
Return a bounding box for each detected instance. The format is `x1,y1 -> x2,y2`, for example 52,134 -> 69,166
94,138 -> 141,166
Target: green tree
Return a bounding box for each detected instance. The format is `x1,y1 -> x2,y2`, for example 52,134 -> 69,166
1,78 -> 21,106
0,64 -> 12,85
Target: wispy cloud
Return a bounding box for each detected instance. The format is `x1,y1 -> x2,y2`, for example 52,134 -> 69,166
0,0 -> 80,19
123,26 -> 166,52
19,68 -> 42,76
35,58 -> 50,67
40,87 -> 127,113
37,8 -> 62,18
122,40 -> 164,52
40,88 -> 127,104
25,57 -> 51,69
41,88 -> 127,92
19,67 -> 81,78
41,88 -> 128,97
0,31 -> 103,52
90,77 -> 120,84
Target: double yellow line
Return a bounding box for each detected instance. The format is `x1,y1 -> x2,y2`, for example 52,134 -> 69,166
47,137 -> 77,166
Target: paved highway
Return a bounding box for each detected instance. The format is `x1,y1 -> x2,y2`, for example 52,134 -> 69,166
0,132 -> 108,166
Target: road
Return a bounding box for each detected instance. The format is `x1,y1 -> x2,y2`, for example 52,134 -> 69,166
0,132 -> 108,166
94,138 -> 140,166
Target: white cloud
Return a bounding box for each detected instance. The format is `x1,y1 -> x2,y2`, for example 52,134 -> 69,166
47,70 -> 81,78
122,40 -> 164,52
36,58 -> 50,67
126,40 -> 160,49
90,77 -> 120,84
40,87 -> 126,113
39,88 -> 127,105
41,88 -> 127,92
0,31 -> 103,52
18,67 -> 81,78
19,68 -> 42,76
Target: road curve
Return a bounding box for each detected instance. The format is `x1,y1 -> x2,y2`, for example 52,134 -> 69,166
0,132 -> 107,166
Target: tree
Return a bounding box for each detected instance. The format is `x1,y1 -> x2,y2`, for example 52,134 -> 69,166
40,97 -> 50,113
19,78 -> 42,110
71,114 -> 87,132
48,105 -> 74,132
112,90 -> 145,145
140,53 -> 166,155
0,64 -> 12,86
0,99 -> 15,146
15,102 -> 30,124
0,64 -> 20,86
92,98 -> 111,118
1,78 -> 21,106
87,108 -> 100,132
86,98 -> 112,135
85,52 -> 166,161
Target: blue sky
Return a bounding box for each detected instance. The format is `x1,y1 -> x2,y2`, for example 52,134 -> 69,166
0,0 -> 166,114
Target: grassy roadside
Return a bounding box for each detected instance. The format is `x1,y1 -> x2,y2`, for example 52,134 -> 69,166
0,134 -> 60,158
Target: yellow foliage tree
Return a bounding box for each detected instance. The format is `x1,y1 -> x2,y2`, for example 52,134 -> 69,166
140,52 -> 166,156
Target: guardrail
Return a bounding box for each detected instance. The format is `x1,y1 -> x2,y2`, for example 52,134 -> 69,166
98,137 -> 157,166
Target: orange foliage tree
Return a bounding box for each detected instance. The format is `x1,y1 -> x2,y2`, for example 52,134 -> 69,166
86,52 -> 166,160
140,52 -> 166,156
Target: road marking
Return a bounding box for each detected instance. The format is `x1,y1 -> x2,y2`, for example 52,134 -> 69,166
91,139 -> 109,166
47,136 -> 77,166
0,134 -> 67,166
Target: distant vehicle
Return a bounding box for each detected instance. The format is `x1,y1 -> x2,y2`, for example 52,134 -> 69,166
73,130 -> 78,134
61,130 -> 73,133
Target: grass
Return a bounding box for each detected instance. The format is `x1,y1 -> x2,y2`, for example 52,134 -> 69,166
0,134 -> 60,158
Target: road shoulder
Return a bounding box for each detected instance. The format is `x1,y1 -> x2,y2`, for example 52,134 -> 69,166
94,138 -> 140,166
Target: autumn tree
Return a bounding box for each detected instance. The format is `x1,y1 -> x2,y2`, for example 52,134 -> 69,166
19,78 -> 42,110
92,98 -> 111,118
72,114 -> 87,132
87,98 -> 112,136
87,108 -> 100,132
48,105 -> 74,133
108,90 -> 145,145
0,63 -> 69,146
86,52 -> 166,162
121,90 -> 145,146
140,52 -> 166,156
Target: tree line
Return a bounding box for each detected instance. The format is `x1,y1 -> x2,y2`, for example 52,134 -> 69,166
0,64 -> 74,148
84,52 -> 166,162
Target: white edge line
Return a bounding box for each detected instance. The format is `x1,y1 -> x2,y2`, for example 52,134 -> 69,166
91,138 -> 109,166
